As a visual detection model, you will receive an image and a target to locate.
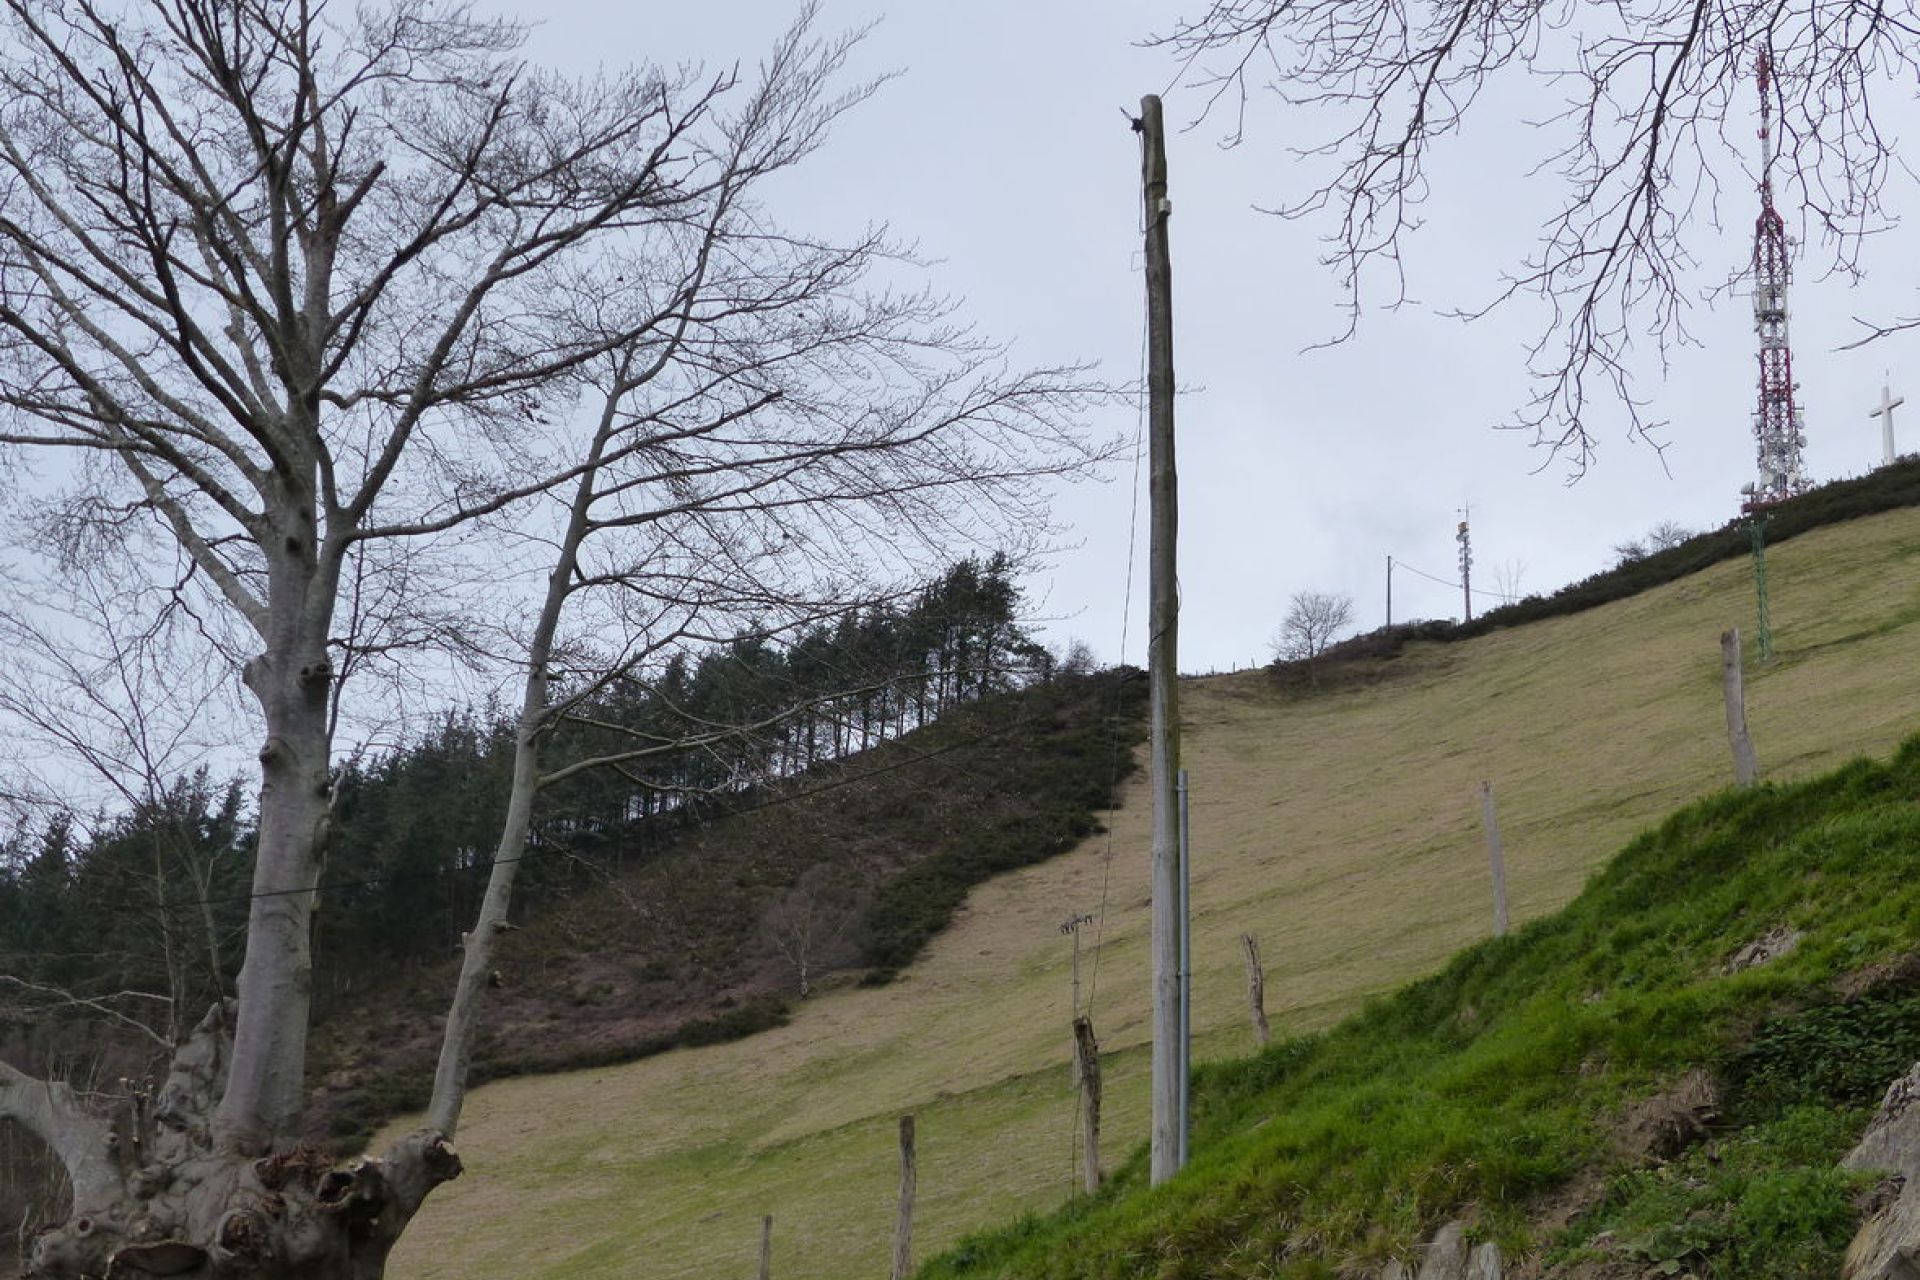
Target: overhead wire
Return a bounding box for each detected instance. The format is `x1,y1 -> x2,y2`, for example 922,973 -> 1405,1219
1390,557 -> 1511,601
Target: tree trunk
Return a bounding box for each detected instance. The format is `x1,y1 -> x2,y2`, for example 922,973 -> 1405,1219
220,542 -> 340,1156
427,393 -> 614,1139
427,720 -> 542,1135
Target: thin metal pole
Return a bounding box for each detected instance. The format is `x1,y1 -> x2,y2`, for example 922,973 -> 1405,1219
1479,781 -> 1508,938
1071,927 -> 1081,1016
1750,515 -> 1774,661
1177,767 -> 1192,1170
1386,555 -> 1393,629
1137,92 -> 1183,1188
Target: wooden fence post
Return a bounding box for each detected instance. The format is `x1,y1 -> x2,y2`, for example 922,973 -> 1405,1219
1722,627 -> 1759,787
1241,932 -> 1270,1047
1480,781 -> 1508,938
1072,1015 -> 1104,1194
891,1116 -> 916,1280
757,1214 -> 772,1280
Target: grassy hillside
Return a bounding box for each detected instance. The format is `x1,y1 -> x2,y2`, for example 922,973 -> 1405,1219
929,740 -> 1920,1278
387,506 -> 1920,1280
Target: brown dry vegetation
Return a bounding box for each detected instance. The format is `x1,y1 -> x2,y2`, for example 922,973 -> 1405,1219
308,672 -> 1141,1150
387,506 -> 1920,1280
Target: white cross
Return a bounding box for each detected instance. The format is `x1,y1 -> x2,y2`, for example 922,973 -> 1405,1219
1870,382 -> 1906,467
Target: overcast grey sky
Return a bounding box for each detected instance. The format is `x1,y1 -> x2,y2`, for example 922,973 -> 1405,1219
513,0 -> 1920,674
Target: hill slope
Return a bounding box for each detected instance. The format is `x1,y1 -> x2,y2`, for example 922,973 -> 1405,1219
307,669 -> 1144,1148
929,731 -> 1920,1277
387,506 -> 1920,1280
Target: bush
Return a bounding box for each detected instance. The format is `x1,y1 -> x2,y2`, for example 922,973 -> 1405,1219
1724,993 -> 1920,1119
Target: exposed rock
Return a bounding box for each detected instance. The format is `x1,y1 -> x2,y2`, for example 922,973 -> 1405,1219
1467,1241 -> 1502,1279
1724,925 -> 1803,973
1615,1068 -> 1719,1163
1416,1221 -> 1468,1280
1848,1063 -> 1920,1181
1382,1263 -> 1411,1280
1843,1061 -> 1920,1279
1835,953 -> 1920,1002
1842,1197 -> 1920,1280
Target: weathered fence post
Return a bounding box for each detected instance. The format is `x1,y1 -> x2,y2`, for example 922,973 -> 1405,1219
891,1115 -> 916,1280
1479,781 -> 1509,938
1241,932 -> 1270,1047
1722,627 -> 1759,787
1072,1015 -> 1104,1194
757,1214 -> 772,1280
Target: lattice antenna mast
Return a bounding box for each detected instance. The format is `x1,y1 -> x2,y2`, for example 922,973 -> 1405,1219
1744,49 -> 1810,509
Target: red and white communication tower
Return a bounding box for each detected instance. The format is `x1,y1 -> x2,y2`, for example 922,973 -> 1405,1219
1743,49 -> 1810,509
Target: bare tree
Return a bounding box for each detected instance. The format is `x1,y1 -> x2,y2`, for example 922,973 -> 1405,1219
764,866 -> 863,999
1149,2 -> 1919,467
1613,520 -> 1693,568
1491,559 -> 1527,606
0,564 -> 240,1040
0,3 -> 1100,1277
1271,590 -> 1355,664
1647,520 -> 1695,551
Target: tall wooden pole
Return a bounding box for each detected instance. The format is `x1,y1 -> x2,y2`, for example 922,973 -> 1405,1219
1138,92 -> 1183,1188
1177,768 -> 1192,1170
757,1214 -> 772,1280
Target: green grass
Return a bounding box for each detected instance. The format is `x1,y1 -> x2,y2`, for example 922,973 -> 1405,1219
924,748 -> 1920,1278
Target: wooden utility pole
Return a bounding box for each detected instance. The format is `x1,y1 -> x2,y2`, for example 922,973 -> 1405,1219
1722,628 -> 1759,786
1137,92 -> 1184,1189
1241,932 -> 1270,1047
1071,1015 -> 1104,1195
890,1116 -> 916,1280
1479,781 -> 1508,938
757,1215 -> 772,1280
